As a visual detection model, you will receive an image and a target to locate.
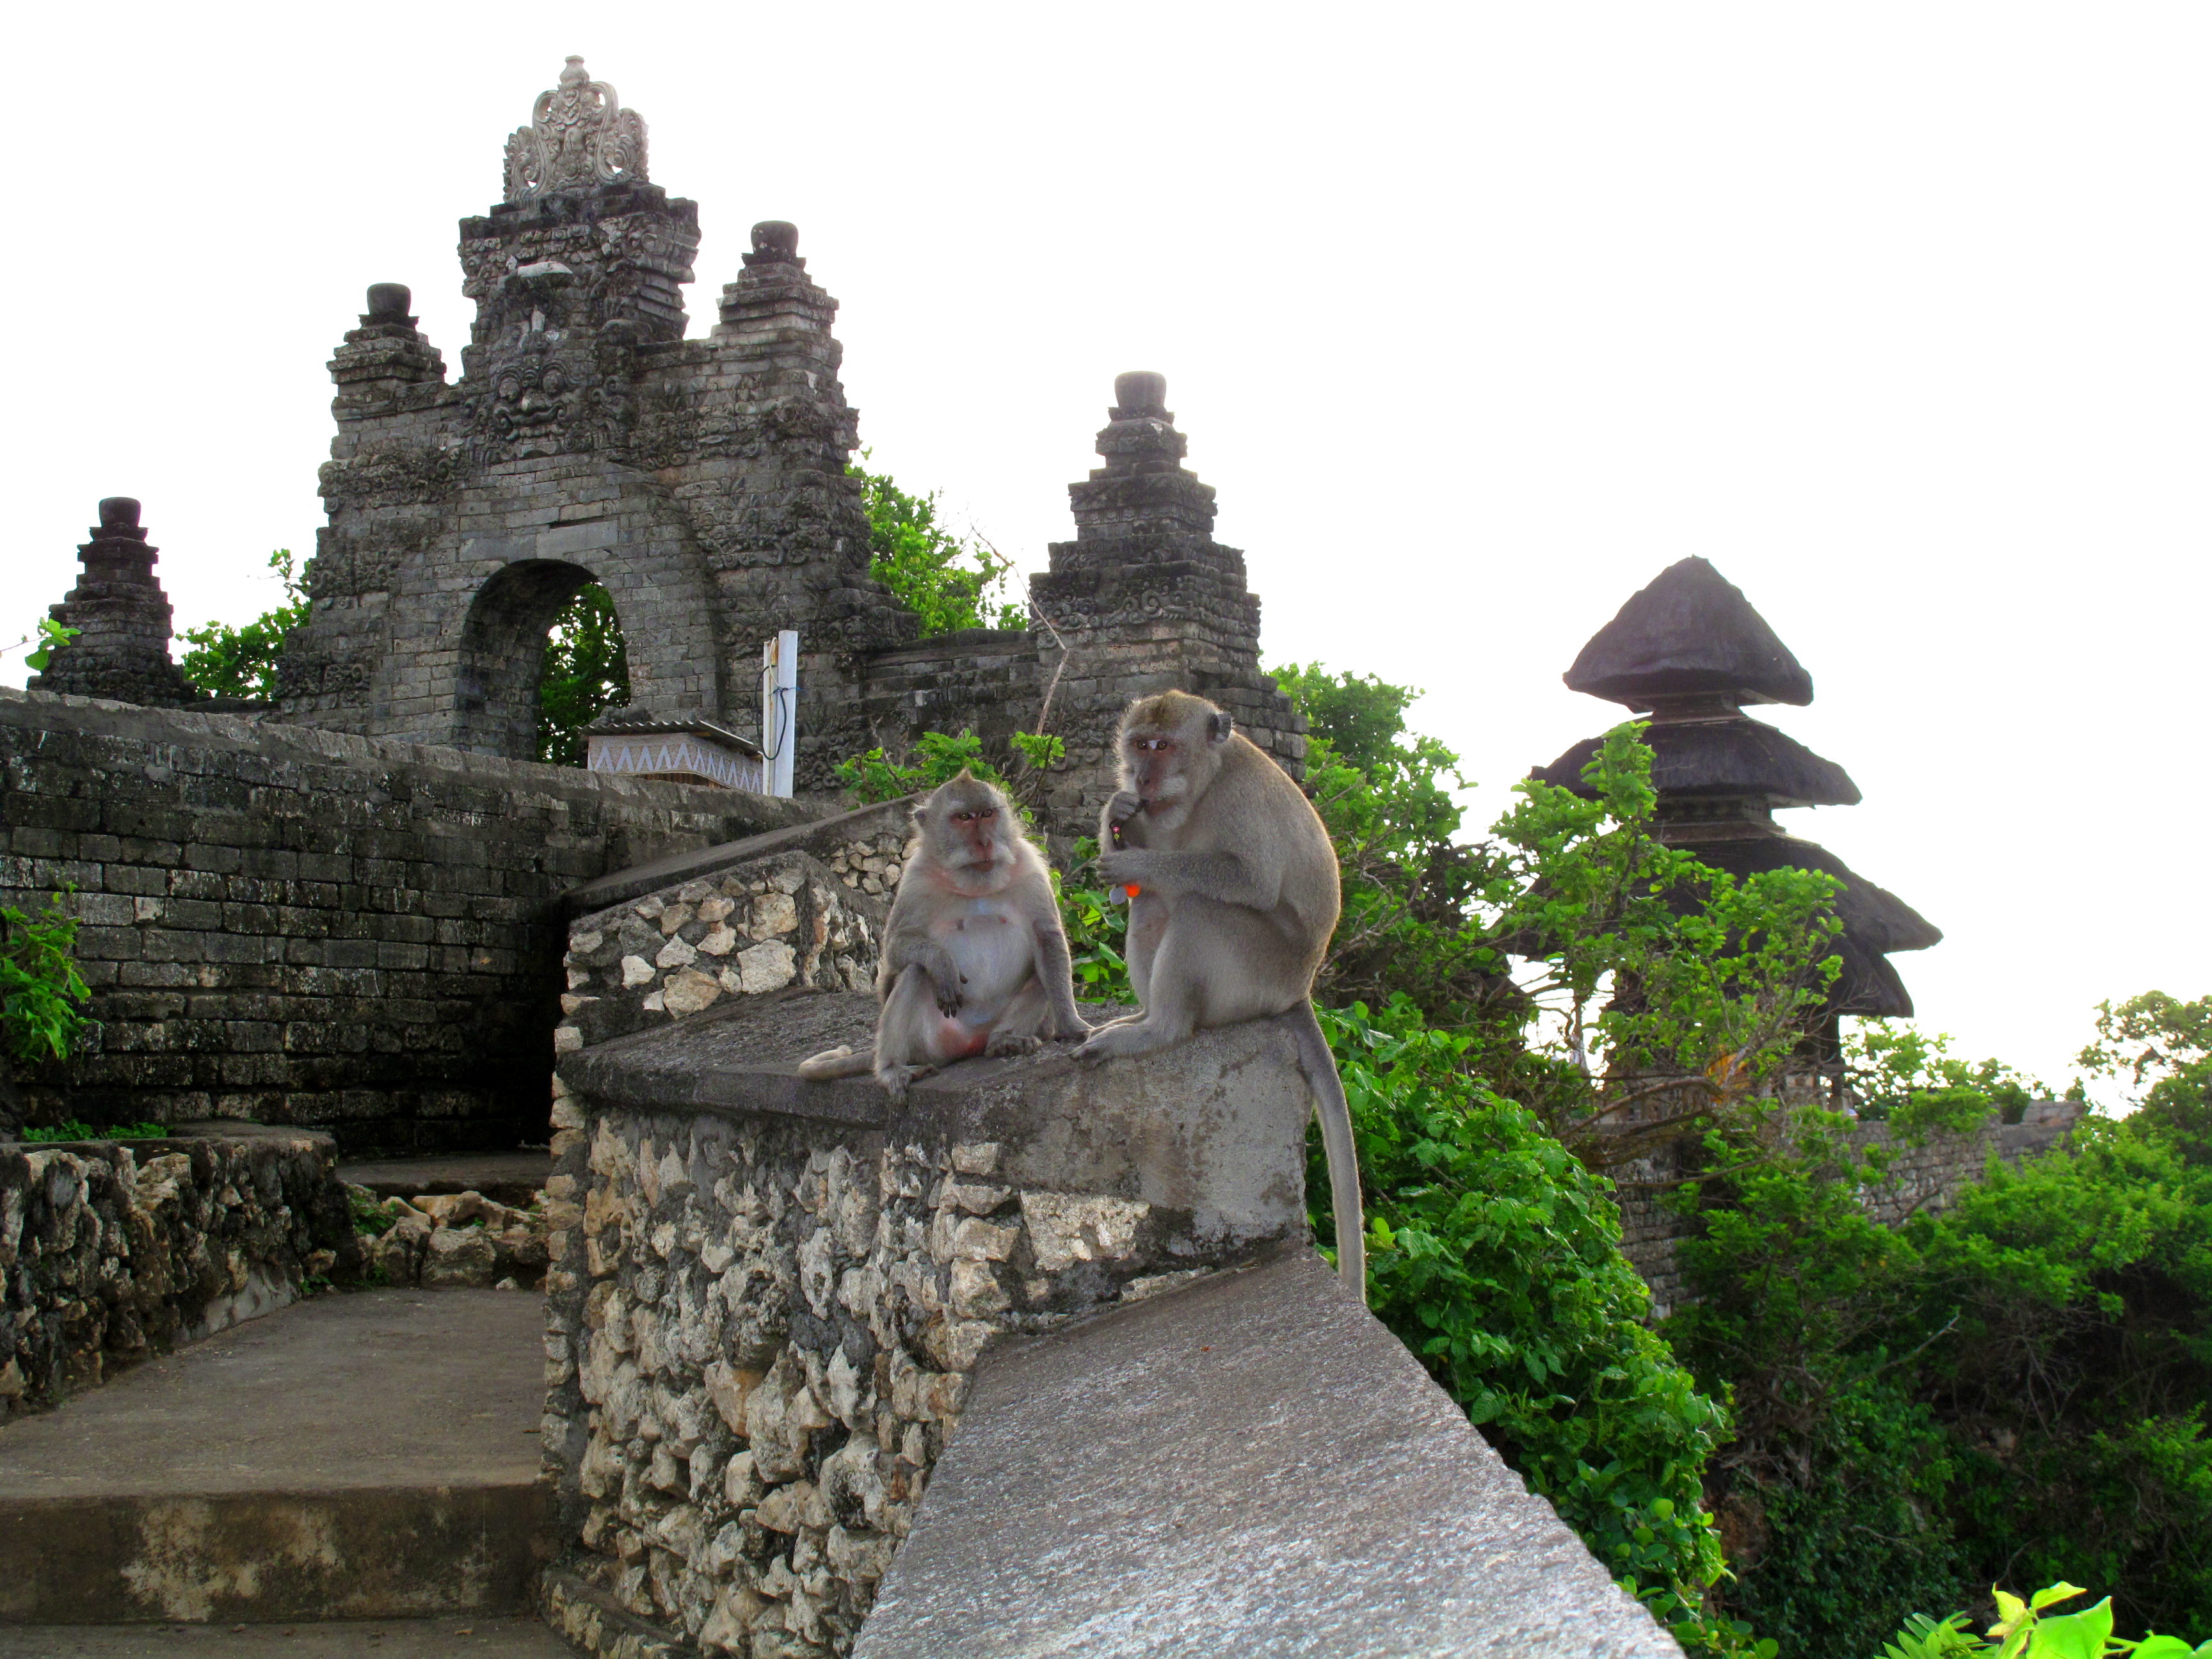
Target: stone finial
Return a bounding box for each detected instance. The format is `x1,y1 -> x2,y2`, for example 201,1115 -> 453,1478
745,221 -> 801,267
502,56 -> 650,204
365,284 -> 415,326
1091,371 -> 1191,485
331,282 -> 445,403
1111,371 -> 1169,421
98,497 -> 144,536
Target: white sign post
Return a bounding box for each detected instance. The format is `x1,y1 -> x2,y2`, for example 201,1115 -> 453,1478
760,630 -> 799,798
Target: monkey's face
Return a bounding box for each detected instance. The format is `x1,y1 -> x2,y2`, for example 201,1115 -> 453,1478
946,800 -> 1006,869
1119,701 -> 1230,810
922,773 -> 1016,881
1124,733 -> 1191,804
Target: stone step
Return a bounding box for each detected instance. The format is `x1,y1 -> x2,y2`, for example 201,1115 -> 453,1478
0,1615 -> 573,1656
337,1151 -> 554,1211
0,1290 -> 552,1626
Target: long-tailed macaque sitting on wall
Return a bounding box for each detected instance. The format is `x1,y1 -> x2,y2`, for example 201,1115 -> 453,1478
799,771 -> 1090,1103
1077,690 -> 1367,1300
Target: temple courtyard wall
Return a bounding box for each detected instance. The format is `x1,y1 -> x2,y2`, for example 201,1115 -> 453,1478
0,687 -> 817,1154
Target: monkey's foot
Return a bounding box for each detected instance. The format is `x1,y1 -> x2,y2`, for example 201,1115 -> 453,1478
1073,1020 -> 1184,1064
876,1062 -> 931,1103
984,1032 -> 1045,1059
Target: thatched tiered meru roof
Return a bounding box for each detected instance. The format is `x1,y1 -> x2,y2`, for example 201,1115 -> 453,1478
1537,556 -> 1938,1020
1565,556 -> 1814,708
1531,716 -> 1860,809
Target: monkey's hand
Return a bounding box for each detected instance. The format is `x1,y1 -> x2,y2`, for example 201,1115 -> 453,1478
1095,847 -> 1155,893
1101,789 -> 1145,847
895,942 -> 966,1016
931,972 -> 964,1017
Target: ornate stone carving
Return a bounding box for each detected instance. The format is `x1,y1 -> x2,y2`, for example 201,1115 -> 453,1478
502,56 -> 649,204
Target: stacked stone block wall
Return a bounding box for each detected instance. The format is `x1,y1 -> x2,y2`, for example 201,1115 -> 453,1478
0,1130 -> 355,1420
0,688 -> 812,1153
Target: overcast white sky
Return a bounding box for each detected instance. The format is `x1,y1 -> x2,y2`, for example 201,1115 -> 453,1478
6,3 -> 2207,1093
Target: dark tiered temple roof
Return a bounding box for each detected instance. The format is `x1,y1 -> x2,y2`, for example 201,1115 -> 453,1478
1530,716 -> 1859,809
1537,557 -> 1937,1020
1564,556 -> 1815,707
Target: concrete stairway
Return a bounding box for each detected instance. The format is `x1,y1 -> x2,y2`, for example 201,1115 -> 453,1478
0,1289 -> 570,1651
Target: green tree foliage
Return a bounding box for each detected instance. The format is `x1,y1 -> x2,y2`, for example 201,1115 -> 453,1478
179,549 -> 308,701
1309,995 -> 1738,1649
1663,1029 -> 2212,1651
537,582 -> 631,767
2081,991 -> 2212,1162
1269,663 -> 1489,1020
851,458 -> 1023,636
1,892 -> 92,1066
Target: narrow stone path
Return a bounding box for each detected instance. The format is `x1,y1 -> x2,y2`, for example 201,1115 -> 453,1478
0,1290 -> 549,1627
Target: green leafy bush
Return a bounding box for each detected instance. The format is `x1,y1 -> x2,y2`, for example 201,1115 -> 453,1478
1875,1580 -> 2210,1658
11,617 -> 80,673
1,892 -> 92,1065
179,549 -> 308,701
851,458 -> 1022,635
835,730 -> 1000,803
1306,994 -> 1736,1644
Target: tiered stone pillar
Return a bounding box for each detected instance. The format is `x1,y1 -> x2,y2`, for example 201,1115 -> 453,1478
1029,373 -> 1302,830
29,499 -> 198,708
700,221 -> 918,790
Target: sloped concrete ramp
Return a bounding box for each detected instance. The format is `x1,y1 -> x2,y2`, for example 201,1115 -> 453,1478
0,1290 -> 550,1626
855,1251 -> 1678,1659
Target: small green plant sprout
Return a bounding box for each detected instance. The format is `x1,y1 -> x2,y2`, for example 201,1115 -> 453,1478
8,616 -> 82,673
1008,730 -> 1064,773
0,892 -> 93,1066
347,1185 -> 402,1238
1876,1583 -> 2212,1659
22,1120 -> 167,1143
835,729 -> 1004,803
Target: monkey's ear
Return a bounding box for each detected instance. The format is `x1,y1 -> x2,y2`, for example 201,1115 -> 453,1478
1207,710 -> 1234,744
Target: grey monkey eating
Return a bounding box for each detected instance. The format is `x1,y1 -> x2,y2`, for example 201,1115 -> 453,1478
799,771 -> 1089,1102
1077,689 -> 1367,1301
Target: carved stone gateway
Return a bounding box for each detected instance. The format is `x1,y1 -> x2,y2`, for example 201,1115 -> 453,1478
260,59 -> 1301,828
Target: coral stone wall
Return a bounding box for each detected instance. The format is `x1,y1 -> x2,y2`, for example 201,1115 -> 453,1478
0,1131 -> 355,1420
557,812 -> 913,1054
0,687 -> 808,1151
538,1099 -> 1237,1659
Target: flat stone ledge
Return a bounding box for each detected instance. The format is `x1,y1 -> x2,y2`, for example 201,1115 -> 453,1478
855,1251 -> 1680,1659
559,992 -> 1317,1249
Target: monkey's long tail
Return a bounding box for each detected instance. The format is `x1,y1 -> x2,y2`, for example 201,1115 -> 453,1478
1287,1000 -> 1368,1304
796,1044 -> 876,1081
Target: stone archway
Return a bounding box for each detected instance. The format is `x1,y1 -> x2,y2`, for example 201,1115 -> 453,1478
453,559 -> 599,759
